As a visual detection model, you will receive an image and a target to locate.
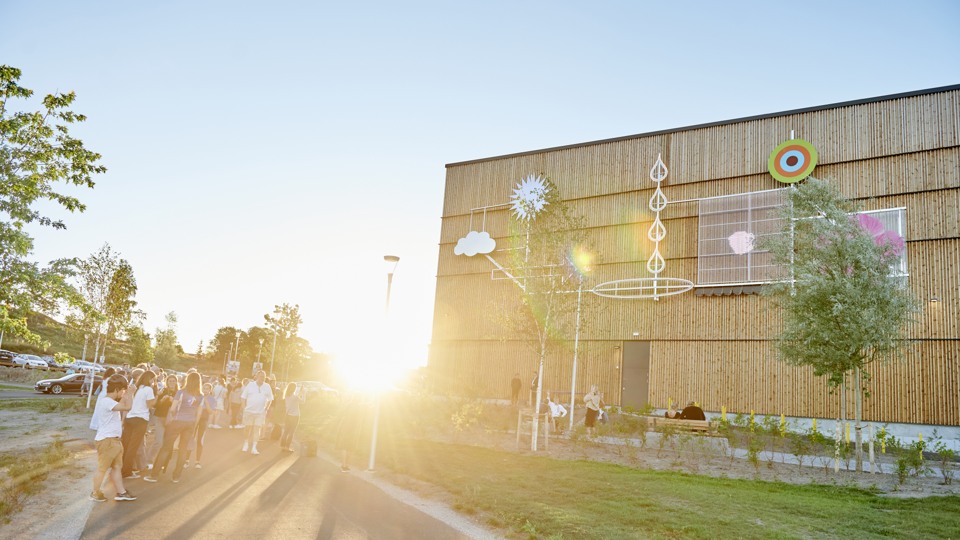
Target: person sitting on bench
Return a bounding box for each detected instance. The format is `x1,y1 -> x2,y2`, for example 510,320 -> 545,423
678,402 -> 706,421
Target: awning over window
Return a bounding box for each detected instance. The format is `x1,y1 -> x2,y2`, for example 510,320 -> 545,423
695,285 -> 763,297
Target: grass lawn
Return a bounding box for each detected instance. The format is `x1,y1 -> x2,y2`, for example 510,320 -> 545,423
378,439 -> 960,539
0,398 -> 89,414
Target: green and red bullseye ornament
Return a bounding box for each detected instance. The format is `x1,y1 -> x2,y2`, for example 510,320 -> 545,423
768,138 -> 818,183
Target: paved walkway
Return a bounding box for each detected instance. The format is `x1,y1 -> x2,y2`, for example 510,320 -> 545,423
80,426 -> 494,539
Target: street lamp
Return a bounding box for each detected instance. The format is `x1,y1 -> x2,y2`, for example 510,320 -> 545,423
369,254 -> 400,472
233,330 -> 241,371
257,337 -> 264,370
269,327 -> 277,378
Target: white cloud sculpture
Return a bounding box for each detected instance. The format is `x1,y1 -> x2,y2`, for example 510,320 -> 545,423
454,231 -> 496,257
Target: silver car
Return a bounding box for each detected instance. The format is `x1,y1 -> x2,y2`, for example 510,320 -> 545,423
13,354 -> 49,369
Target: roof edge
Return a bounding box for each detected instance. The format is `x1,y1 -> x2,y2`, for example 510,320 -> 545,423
445,84 -> 960,168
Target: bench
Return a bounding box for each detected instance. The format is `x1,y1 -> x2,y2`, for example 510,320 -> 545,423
651,417 -> 714,433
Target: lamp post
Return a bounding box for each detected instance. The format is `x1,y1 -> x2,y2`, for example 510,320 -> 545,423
257,337 -> 264,371
269,327 -> 277,378
369,254 -> 400,472
233,330 -> 241,373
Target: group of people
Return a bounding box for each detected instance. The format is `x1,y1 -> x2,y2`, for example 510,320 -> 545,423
89,366 -> 306,503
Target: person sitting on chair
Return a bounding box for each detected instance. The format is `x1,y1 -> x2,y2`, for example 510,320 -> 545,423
678,401 -> 706,421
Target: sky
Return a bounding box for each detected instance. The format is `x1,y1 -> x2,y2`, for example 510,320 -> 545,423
2,0 -> 959,370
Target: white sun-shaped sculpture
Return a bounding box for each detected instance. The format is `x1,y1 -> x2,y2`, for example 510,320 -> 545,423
510,174 -> 550,221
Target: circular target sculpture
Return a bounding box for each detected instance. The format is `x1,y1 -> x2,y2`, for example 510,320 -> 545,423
768,138 -> 818,183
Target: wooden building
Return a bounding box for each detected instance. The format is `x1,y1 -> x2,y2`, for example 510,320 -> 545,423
430,85 -> 960,427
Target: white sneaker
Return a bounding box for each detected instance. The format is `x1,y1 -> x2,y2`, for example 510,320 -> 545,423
251,447 -> 260,455
195,463 -> 202,469
241,442 -> 249,452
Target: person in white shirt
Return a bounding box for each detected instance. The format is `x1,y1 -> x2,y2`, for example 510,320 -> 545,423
240,370 -> 273,454
545,396 -> 568,433
211,376 -> 227,429
120,371 -> 156,478
91,375 -> 136,502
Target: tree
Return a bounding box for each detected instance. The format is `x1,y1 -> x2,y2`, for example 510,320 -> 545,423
74,244 -> 139,363
104,259 -> 140,348
154,311 -> 180,366
128,326 -> 154,365
0,65 -> 104,343
764,178 -> 918,471
502,177 -> 591,450
264,303 -> 305,380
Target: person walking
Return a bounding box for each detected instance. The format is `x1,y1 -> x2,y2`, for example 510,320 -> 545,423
510,373 -> 522,406
279,382 -> 306,452
229,379 -> 244,429
211,376 -> 227,429
183,382 -> 218,469
144,372 -> 203,484
240,371 -> 273,455
583,385 -> 602,436
146,375 -> 179,466
120,371 -> 156,479
90,375 -> 136,502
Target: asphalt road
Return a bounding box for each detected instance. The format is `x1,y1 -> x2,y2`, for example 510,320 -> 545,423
79,425 -> 475,540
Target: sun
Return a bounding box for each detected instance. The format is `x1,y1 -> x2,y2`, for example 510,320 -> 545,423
510,174 -> 550,221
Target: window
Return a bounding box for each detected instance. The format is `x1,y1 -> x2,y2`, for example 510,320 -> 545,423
697,189 -> 787,286
697,189 -> 907,287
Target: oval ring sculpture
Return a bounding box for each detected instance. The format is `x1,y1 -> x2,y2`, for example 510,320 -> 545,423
592,277 -> 694,299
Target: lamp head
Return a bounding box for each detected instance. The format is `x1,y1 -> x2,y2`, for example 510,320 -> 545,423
384,255 -> 400,275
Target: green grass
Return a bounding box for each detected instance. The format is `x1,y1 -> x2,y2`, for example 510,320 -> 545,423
0,383 -> 31,391
376,439 -> 960,539
0,439 -> 73,523
0,397 -> 89,414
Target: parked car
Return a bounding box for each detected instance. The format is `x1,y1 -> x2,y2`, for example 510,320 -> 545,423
35,373 -> 103,395
13,354 -> 49,369
296,381 -> 340,400
0,349 -> 17,368
73,360 -> 105,373
41,356 -> 69,372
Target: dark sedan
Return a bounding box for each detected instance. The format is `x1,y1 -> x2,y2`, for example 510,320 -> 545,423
35,373 -> 103,395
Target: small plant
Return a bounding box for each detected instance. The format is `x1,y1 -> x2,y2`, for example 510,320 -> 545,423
747,435 -> 763,474
656,423 -> 676,458
929,430 -> 956,485
790,431 -> 812,470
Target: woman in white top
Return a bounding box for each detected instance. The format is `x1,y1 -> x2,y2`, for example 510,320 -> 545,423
583,385 -> 602,436
120,371 -> 156,478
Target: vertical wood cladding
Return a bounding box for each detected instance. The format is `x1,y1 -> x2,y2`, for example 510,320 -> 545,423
432,88 -> 960,426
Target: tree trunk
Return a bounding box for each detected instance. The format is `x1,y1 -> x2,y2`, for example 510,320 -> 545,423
531,304 -> 551,452
855,367 -> 864,472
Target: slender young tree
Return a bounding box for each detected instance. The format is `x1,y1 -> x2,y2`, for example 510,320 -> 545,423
0,65 -> 104,343
500,177 -> 591,451
764,178 -> 918,471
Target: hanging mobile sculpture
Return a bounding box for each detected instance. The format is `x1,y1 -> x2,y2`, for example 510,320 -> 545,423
591,153 -> 693,300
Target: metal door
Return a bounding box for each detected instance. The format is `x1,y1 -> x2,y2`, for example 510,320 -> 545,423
621,341 -> 650,409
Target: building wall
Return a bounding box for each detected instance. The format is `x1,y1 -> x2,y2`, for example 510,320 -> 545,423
431,87 -> 960,426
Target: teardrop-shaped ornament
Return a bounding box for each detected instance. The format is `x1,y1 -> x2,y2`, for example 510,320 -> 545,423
650,153 -> 668,183
648,185 -> 668,212
647,247 -> 666,275
648,216 -> 666,243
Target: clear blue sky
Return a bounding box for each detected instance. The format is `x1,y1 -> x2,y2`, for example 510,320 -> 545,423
3,0 -> 958,366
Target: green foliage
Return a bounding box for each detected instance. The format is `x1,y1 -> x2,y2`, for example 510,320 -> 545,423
763,178 -> 919,387
1,66 -> 104,346
930,430 -> 956,485
154,311 -> 180,365
127,326 -> 154,365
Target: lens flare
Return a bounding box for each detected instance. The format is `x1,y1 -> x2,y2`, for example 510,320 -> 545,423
567,245 -> 595,277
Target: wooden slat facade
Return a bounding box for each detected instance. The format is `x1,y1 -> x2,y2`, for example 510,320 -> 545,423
431,87 -> 960,426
